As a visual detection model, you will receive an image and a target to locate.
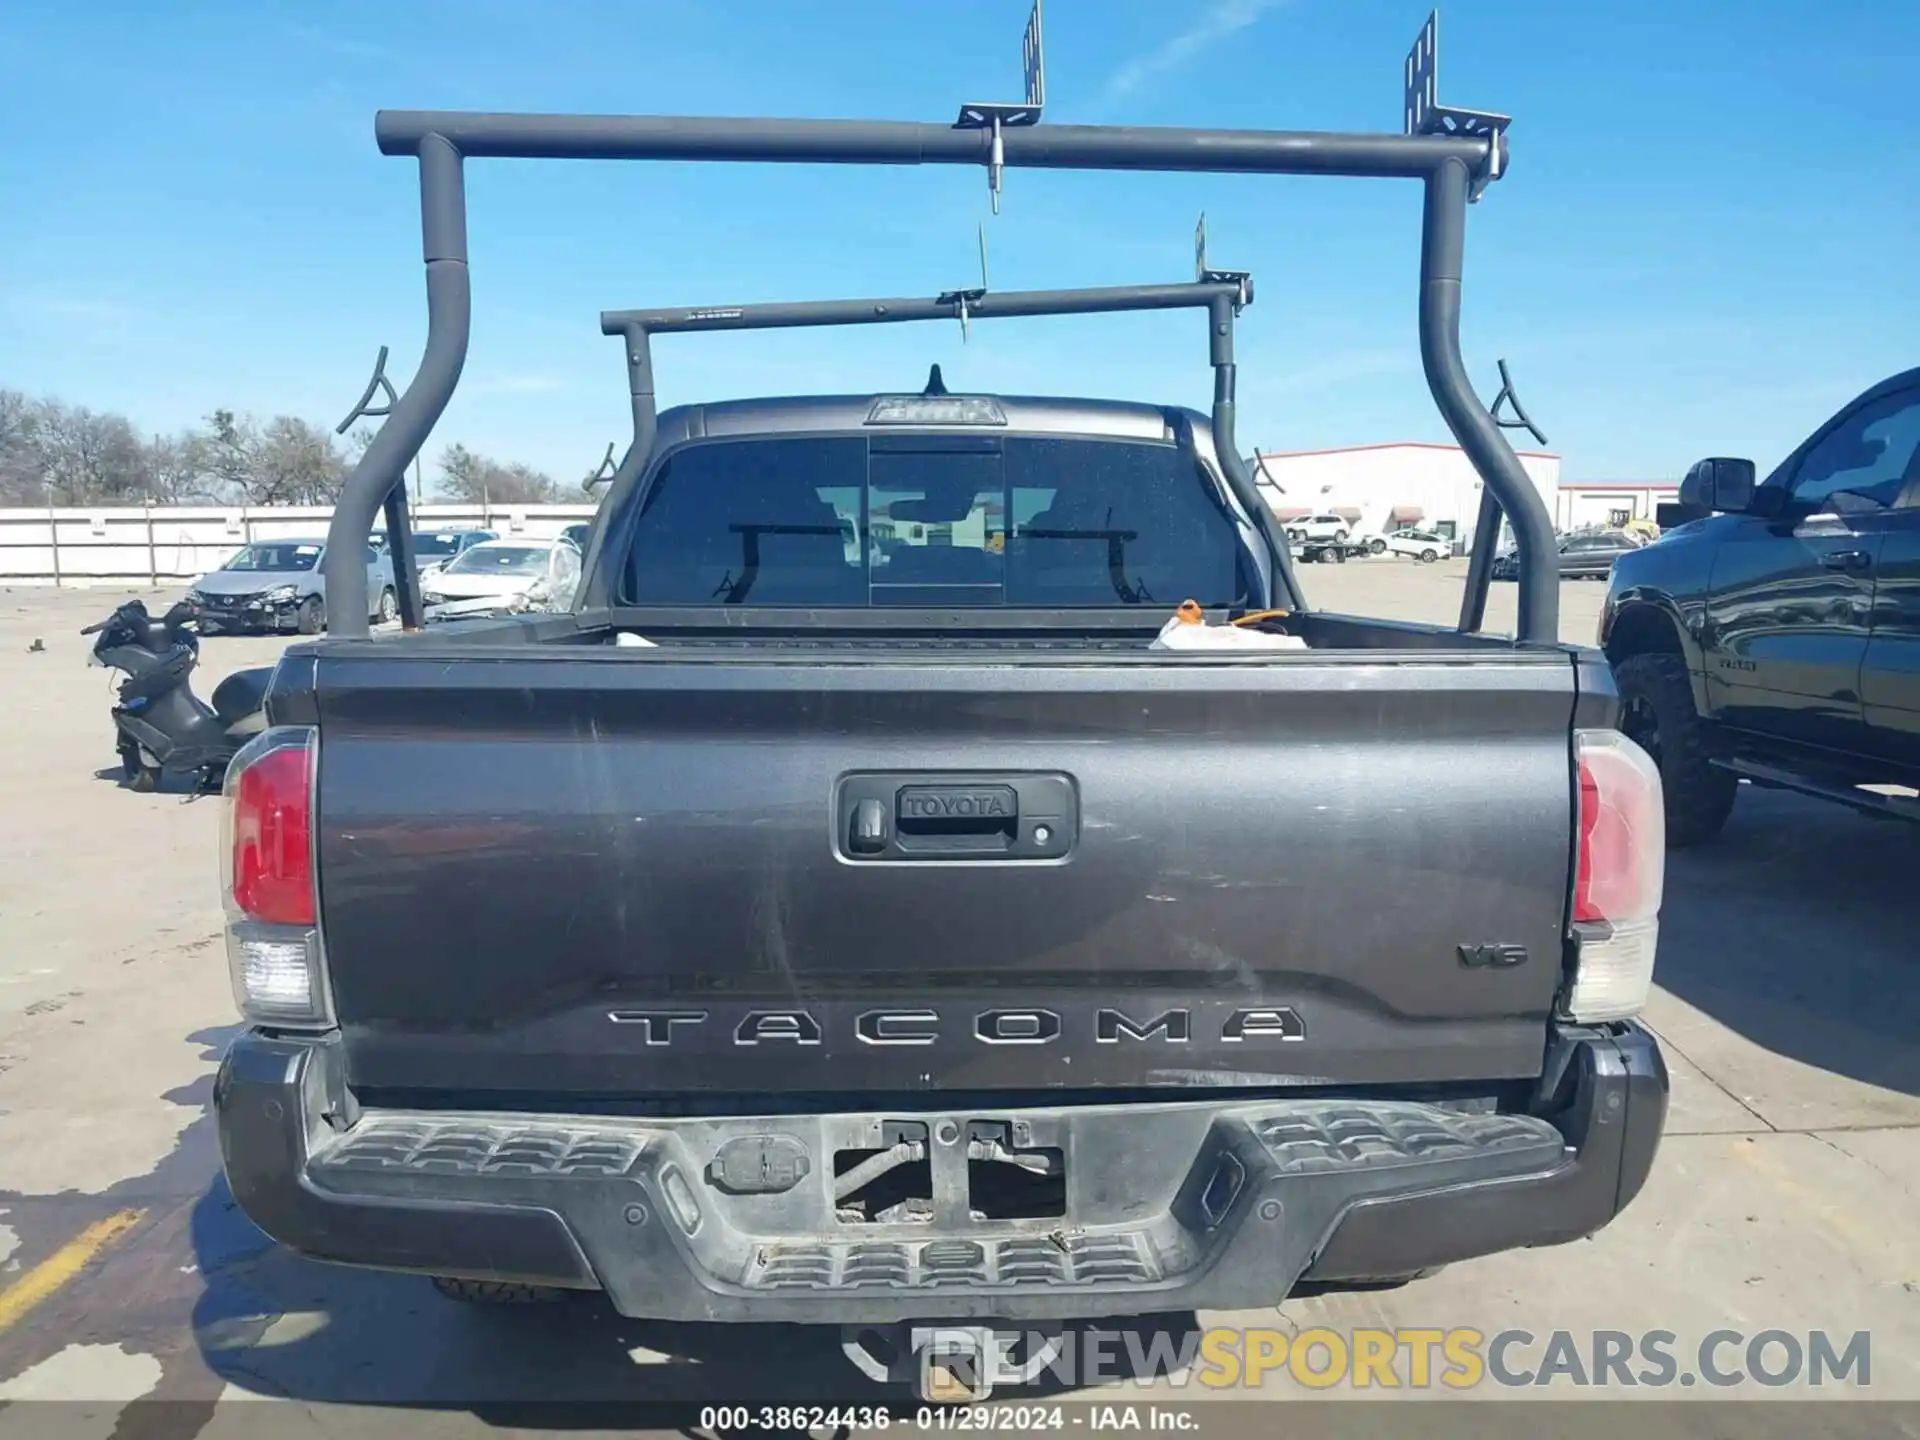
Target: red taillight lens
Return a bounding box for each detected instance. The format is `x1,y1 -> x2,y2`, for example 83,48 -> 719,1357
1574,758 -> 1604,922
1566,730 -> 1666,1022
231,739 -> 314,925
1572,730 -> 1664,926
1565,729 -> 1666,1022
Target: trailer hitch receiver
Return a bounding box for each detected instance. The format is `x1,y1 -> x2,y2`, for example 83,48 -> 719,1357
843,1322 -> 1065,1403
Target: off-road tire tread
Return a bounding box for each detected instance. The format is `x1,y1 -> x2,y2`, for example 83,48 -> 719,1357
1613,652 -> 1737,847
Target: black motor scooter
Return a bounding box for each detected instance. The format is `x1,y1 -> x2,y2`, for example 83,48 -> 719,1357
83,599 -> 272,792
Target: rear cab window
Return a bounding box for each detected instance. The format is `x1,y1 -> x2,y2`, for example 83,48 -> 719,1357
620,433 -> 1255,607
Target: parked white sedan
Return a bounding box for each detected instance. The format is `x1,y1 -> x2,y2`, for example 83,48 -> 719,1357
420,538 -> 581,619
1377,528 -> 1451,563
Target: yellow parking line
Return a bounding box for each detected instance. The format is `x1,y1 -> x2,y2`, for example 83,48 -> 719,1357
0,1209 -> 144,1333
1728,1137 -> 1873,1251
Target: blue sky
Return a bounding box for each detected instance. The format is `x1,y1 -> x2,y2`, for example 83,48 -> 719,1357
1,0 -> 1914,485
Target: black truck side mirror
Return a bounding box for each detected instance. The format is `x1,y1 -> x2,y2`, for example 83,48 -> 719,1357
1679,457 -> 1757,514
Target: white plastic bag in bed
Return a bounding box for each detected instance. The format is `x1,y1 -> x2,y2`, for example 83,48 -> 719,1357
1151,600 -> 1307,651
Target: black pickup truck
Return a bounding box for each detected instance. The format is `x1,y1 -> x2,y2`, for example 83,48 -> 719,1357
1605,366 -> 1920,844
213,26 -> 1669,1401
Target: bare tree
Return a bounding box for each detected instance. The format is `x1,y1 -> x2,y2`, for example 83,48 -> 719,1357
33,401 -> 152,505
247,417 -> 348,505
198,410 -> 348,505
143,431 -> 221,503
0,393 -> 231,504
436,442 -> 556,504
0,390 -> 41,504
201,409 -> 259,498
0,387 -> 545,507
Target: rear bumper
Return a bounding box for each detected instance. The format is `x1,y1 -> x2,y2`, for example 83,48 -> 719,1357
214,1026 -> 1666,1322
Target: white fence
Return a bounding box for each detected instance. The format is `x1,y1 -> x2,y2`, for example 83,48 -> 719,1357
0,503 -> 600,588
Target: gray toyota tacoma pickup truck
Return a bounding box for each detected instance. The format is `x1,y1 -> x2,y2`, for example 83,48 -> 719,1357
213,23 -> 1669,1400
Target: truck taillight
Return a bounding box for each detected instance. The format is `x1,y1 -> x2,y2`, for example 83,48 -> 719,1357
231,741 -> 314,924
1564,729 -> 1665,1023
222,727 -> 331,1028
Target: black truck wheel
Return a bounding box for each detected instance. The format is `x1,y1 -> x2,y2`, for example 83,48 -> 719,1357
430,1276 -> 570,1305
1613,653 -> 1737,847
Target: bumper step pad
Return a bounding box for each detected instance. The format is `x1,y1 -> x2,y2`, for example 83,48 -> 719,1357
307,1099 -> 1565,1296
221,1028 -> 1661,1323
1257,1102 -> 1561,1175
753,1231 -> 1160,1293
318,1117 -> 648,1178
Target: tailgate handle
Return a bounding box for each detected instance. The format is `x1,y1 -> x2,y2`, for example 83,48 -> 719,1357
895,785 -> 1019,854
837,773 -> 1076,863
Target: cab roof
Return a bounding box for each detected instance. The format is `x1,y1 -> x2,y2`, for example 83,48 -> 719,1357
653,394 -> 1213,451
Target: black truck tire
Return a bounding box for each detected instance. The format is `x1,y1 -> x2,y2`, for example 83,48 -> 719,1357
430,1276 -> 570,1305
1613,653 -> 1737,847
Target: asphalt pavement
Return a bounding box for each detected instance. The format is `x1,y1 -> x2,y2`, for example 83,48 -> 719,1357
0,571 -> 1913,1436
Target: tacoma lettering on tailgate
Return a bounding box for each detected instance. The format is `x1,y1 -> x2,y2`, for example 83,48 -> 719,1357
606,1006 -> 1305,1045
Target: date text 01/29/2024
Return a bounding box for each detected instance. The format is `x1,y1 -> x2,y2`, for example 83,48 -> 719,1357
696,1406 -> 1198,1431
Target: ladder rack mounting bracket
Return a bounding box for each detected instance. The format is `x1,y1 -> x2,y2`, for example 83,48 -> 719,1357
1403,10 -> 1510,199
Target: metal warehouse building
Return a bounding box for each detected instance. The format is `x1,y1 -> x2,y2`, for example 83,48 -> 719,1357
1249,443 -> 1683,545
1250,441 -> 1560,550
1555,481 -> 1680,532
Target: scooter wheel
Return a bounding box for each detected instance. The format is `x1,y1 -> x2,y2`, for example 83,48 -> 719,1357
119,738 -> 161,792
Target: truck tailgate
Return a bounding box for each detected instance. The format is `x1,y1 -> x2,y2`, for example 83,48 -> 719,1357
312,651 -> 1578,1098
